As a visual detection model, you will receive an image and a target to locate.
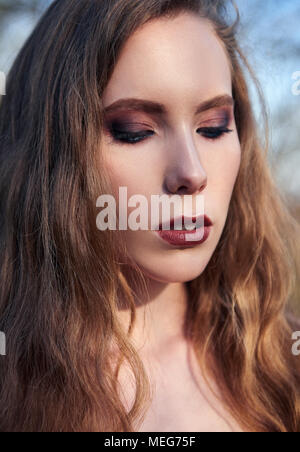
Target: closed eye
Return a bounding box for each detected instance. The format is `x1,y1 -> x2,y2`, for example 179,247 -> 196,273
108,128 -> 155,145
197,126 -> 233,140
108,126 -> 233,145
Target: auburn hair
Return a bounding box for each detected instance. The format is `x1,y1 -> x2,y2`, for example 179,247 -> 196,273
0,0 -> 300,432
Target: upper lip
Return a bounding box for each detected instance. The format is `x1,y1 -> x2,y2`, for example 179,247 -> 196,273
158,215 -> 213,231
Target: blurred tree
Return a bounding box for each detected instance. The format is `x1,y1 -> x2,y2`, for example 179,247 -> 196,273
236,0 -> 300,200
0,0 -> 299,199
0,0 -> 42,19
0,0 -> 52,73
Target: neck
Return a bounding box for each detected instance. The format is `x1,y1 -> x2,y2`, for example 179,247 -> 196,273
116,271 -> 189,355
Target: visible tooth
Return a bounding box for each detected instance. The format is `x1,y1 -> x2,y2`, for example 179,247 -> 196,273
184,224 -> 196,231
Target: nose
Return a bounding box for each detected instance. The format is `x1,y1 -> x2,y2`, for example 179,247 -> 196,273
163,132 -> 207,196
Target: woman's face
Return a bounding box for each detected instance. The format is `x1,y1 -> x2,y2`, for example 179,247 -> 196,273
101,12 -> 241,283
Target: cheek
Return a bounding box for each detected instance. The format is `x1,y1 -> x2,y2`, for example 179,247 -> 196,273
205,141 -> 241,197
105,153 -> 140,192
104,149 -> 164,202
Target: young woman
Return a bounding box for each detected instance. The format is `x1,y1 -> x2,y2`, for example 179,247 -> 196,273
0,0 -> 299,432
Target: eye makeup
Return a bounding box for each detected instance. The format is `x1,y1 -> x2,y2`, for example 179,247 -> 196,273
103,106 -> 234,145
196,107 -> 233,140
197,106 -> 232,127
103,110 -> 156,145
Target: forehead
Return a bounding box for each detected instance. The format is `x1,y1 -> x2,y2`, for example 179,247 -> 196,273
103,12 -> 232,108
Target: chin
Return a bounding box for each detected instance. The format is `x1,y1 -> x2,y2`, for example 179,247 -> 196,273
136,258 -> 209,284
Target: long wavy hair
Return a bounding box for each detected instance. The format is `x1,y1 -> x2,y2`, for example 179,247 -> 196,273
0,0 -> 300,432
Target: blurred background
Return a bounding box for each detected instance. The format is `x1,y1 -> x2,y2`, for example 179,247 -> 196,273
0,1 -> 299,216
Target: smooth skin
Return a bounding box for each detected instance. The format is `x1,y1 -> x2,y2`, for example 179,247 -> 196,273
101,12 -> 243,432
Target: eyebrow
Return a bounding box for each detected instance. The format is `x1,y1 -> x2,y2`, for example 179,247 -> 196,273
103,94 -> 234,116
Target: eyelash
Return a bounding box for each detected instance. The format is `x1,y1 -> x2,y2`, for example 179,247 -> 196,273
109,126 -> 233,145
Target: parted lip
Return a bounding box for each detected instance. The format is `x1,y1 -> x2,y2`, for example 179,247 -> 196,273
158,215 -> 213,231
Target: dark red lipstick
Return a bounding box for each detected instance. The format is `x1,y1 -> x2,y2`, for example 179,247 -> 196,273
157,215 -> 213,247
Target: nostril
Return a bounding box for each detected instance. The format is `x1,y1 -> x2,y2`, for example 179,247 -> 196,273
200,181 -> 207,191
177,186 -> 188,195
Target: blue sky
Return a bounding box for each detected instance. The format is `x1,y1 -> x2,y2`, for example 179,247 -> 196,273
1,0 -> 299,113
0,0 -> 299,195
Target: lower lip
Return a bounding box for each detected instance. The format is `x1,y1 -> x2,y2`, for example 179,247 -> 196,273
156,226 -> 212,247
